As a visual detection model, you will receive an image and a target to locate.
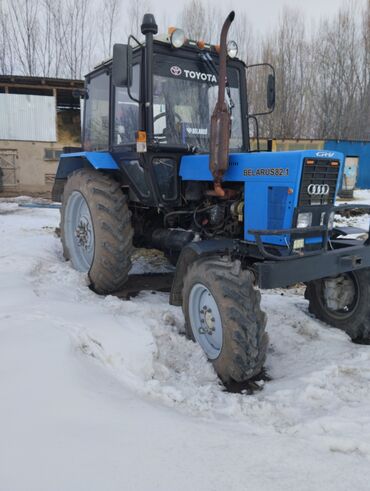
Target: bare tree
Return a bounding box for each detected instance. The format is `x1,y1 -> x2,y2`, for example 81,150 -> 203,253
57,0 -> 93,79
124,0 -> 152,40
257,8 -> 310,139
179,0 -> 221,43
8,0 -> 39,75
99,0 -> 120,59
0,0 -> 367,142
0,1 -> 14,74
49,0 -> 65,78
179,0 -> 206,40
311,2 -> 367,139
230,11 -> 256,65
357,0 -> 370,138
37,0 -> 54,77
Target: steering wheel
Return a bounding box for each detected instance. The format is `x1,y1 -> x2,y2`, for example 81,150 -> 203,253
153,111 -> 183,139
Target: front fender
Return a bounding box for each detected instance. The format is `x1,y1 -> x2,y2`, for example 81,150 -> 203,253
170,239 -> 234,306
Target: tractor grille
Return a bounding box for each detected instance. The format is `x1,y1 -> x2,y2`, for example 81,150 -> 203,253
298,158 -> 340,206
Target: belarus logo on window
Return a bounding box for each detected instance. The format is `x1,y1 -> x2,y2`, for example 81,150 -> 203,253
170,66 -> 182,76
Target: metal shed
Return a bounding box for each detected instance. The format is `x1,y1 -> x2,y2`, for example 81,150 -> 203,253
0,75 -> 83,196
324,140 -> 370,189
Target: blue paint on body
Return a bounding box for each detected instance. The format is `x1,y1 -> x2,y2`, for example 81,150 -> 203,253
55,152 -> 119,179
55,148 -> 345,248
180,150 -> 344,245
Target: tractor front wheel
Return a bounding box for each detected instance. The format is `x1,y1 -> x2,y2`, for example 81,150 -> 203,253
182,256 -> 268,384
305,268 -> 370,342
61,168 -> 133,294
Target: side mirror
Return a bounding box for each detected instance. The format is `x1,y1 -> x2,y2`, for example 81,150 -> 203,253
246,63 -> 275,116
112,44 -> 133,87
267,74 -> 275,110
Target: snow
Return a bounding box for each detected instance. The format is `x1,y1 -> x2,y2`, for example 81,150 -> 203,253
1,199 -> 370,490
345,189 -> 370,207
335,189 -> 370,230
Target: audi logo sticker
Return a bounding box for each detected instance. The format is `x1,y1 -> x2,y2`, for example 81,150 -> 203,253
170,66 -> 182,76
307,184 -> 330,196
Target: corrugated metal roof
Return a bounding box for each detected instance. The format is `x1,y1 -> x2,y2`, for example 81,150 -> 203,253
0,74 -> 83,88
0,93 -> 56,142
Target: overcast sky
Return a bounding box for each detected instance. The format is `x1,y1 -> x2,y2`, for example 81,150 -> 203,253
151,0 -> 366,35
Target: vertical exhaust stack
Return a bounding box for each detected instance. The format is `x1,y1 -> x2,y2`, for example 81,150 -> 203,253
141,14 -> 158,143
209,11 -> 235,197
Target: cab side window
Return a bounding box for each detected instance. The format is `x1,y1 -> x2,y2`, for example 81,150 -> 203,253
114,64 -> 140,146
84,71 -> 109,151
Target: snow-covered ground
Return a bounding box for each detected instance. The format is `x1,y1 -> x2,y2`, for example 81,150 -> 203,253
342,189 -> 370,207
1,198 -> 370,491
335,189 -> 370,230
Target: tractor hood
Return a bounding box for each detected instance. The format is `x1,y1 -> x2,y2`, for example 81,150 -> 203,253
180,150 -> 344,183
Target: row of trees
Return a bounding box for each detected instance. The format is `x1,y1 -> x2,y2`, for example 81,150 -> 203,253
0,0 -> 368,140
0,0 -> 153,78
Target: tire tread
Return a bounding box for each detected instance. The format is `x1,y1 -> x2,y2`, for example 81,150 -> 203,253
305,269 -> 370,342
61,168 -> 133,294
182,257 -> 268,383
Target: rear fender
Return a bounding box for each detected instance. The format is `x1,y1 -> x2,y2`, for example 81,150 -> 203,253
52,152 -> 119,202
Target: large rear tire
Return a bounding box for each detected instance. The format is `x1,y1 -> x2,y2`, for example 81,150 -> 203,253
305,268 -> 370,342
182,256 -> 268,383
61,168 -> 133,294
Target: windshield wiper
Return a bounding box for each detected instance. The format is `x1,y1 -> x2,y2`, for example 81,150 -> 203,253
199,52 -> 235,112
199,52 -> 219,83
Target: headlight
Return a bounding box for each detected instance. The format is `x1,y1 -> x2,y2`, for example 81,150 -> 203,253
297,212 -> 312,228
170,29 -> 186,48
328,211 -> 335,230
320,212 -> 325,225
227,40 -> 238,58
320,211 -> 335,229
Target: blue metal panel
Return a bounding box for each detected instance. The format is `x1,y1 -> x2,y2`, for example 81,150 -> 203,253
324,140 -> 370,189
180,150 -> 344,245
61,152 -> 119,169
268,186 -> 289,229
55,152 -> 119,179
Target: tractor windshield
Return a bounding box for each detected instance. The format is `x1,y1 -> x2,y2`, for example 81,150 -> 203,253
153,56 -> 243,152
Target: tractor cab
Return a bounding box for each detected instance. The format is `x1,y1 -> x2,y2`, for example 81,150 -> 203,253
84,26 -> 247,153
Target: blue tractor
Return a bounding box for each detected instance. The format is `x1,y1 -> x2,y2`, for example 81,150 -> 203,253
53,12 -> 370,384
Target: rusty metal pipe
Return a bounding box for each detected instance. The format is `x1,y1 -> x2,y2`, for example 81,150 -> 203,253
209,11 -> 235,197
217,11 -> 234,106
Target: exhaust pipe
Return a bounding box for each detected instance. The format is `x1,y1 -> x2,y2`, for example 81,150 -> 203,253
209,11 -> 235,198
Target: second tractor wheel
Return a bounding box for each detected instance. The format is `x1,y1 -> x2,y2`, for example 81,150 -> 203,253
61,168 -> 133,294
305,268 -> 370,342
182,256 -> 268,384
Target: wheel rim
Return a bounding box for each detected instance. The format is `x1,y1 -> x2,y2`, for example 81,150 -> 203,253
64,191 -> 94,272
320,272 -> 359,319
188,283 -> 223,360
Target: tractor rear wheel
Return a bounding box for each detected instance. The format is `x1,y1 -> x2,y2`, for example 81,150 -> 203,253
182,256 -> 268,383
305,268 -> 370,342
61,168 -> 133,294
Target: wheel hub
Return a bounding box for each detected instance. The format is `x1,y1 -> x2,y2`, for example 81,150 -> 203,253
199,305 -> 216,335
188,283 -> 223,360
324,274 -> 356,312
75,217 -> 92,250
64,191 -> 95,272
